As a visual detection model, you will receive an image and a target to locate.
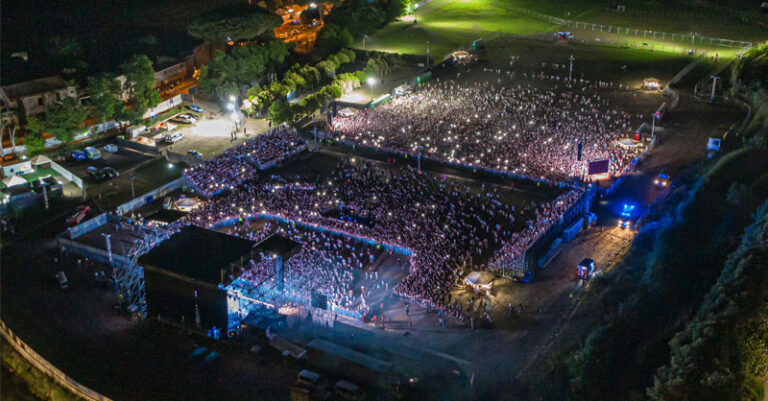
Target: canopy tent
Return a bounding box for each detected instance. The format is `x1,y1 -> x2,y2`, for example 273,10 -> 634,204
2,175 -> 28,188
30,154 -> 52,165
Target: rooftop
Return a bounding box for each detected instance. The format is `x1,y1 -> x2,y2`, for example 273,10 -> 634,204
1,76 -> 69,99
139,226 -> 256,286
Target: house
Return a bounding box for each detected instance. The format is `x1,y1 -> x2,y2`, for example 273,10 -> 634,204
0,76 -> 78,124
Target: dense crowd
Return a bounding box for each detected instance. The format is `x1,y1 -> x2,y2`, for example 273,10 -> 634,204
333,80 -> 638,180
184,126 -> 305,197
188,158 -> 582,307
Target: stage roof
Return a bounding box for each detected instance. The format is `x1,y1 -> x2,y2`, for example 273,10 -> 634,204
139,226 -> 255,286
253,234 -> 301,260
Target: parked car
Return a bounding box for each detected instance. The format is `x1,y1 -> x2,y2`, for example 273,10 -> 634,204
66,205 -> 91,225
103,144 -> 118,153
55,271 -> 69,289
165,132 -> 184,143
86,166 -> 103,181
187,150 -> 203,159
101,167 -> 119,178
171,113 -> 197,124
335,380 -> 365,400
181,113 -> 198,122
188,104 -> 203,113
295,370 -> 327,392
85,146 -> 101,160
71,150 -> 87,160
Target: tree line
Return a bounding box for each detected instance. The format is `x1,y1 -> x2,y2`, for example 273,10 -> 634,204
15,54 -> 162,156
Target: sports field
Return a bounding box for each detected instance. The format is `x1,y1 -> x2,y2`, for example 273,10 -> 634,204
356,0 -> 765,62
355,0 -> 556,61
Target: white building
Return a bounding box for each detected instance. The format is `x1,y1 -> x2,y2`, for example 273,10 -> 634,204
0,76 -> 78,125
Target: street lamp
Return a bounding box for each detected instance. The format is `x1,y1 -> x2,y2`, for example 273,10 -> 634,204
366,77 -> 376,99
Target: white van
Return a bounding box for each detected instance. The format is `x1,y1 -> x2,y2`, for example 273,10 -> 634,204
165,132 -> 184,143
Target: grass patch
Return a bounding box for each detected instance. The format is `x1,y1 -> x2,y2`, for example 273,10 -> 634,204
355,0 -> 556,60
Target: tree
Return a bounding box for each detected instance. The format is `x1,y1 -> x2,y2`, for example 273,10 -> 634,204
45,97 -> 87,150
317,24 -> 354,51
87,73 -> 122,123
265,39 -> 290,66
188,8 -> 282,43
24,117 -> 47,156
122,55 -> 161,118
268,100 -> 293,124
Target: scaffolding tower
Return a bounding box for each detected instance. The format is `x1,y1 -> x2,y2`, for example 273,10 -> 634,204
112,227 -> 172,319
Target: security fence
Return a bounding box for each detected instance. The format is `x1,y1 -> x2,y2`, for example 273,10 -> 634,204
504,4 -> 753,52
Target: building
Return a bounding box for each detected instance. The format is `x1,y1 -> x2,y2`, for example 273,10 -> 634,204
138,226 -> 257,333
0,76 -> 78,124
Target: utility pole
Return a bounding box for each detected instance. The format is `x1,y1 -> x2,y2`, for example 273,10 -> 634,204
102,233 -> 113,264
710,75 -> 719,103
568,55 -> 575,83
41,180 -> 49,210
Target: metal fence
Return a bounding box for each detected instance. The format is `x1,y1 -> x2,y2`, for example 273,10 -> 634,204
0,320 -> 113,401
116,176 -> 187,216
504,4 -> 753,52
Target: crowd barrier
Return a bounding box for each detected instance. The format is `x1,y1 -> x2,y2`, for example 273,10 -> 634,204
0,320 -> 113,401
116,176 -> 187,216
334,140 -> 581,190
213,213 -> 413,257
50,161 -> 84,189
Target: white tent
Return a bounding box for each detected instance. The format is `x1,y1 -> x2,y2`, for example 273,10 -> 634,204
3,175 -> 28,188
30,154 -> 52,165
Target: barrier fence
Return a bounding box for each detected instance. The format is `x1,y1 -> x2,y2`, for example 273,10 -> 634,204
0,320 -> 113,401
502,3 -> 753,52
116,176 -> 187,216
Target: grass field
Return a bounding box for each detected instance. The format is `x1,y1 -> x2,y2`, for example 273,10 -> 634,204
355,0 -> 556,61
356,0 -> 766,62
510,0 -> 768,43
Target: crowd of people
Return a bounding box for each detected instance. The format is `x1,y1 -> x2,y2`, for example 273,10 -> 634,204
186,157 -> 581,308
184,126 -> 305,197
333,80 -> 638,180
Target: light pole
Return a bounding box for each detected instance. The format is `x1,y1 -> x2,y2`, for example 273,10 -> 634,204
710,75 -> 719,103
130,175 -> 136,198
102,233 -> 113,264
426,40 -> 430,68
568,54 -> 575,83
367,77 -> 376,100
363,34 -> 368,50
